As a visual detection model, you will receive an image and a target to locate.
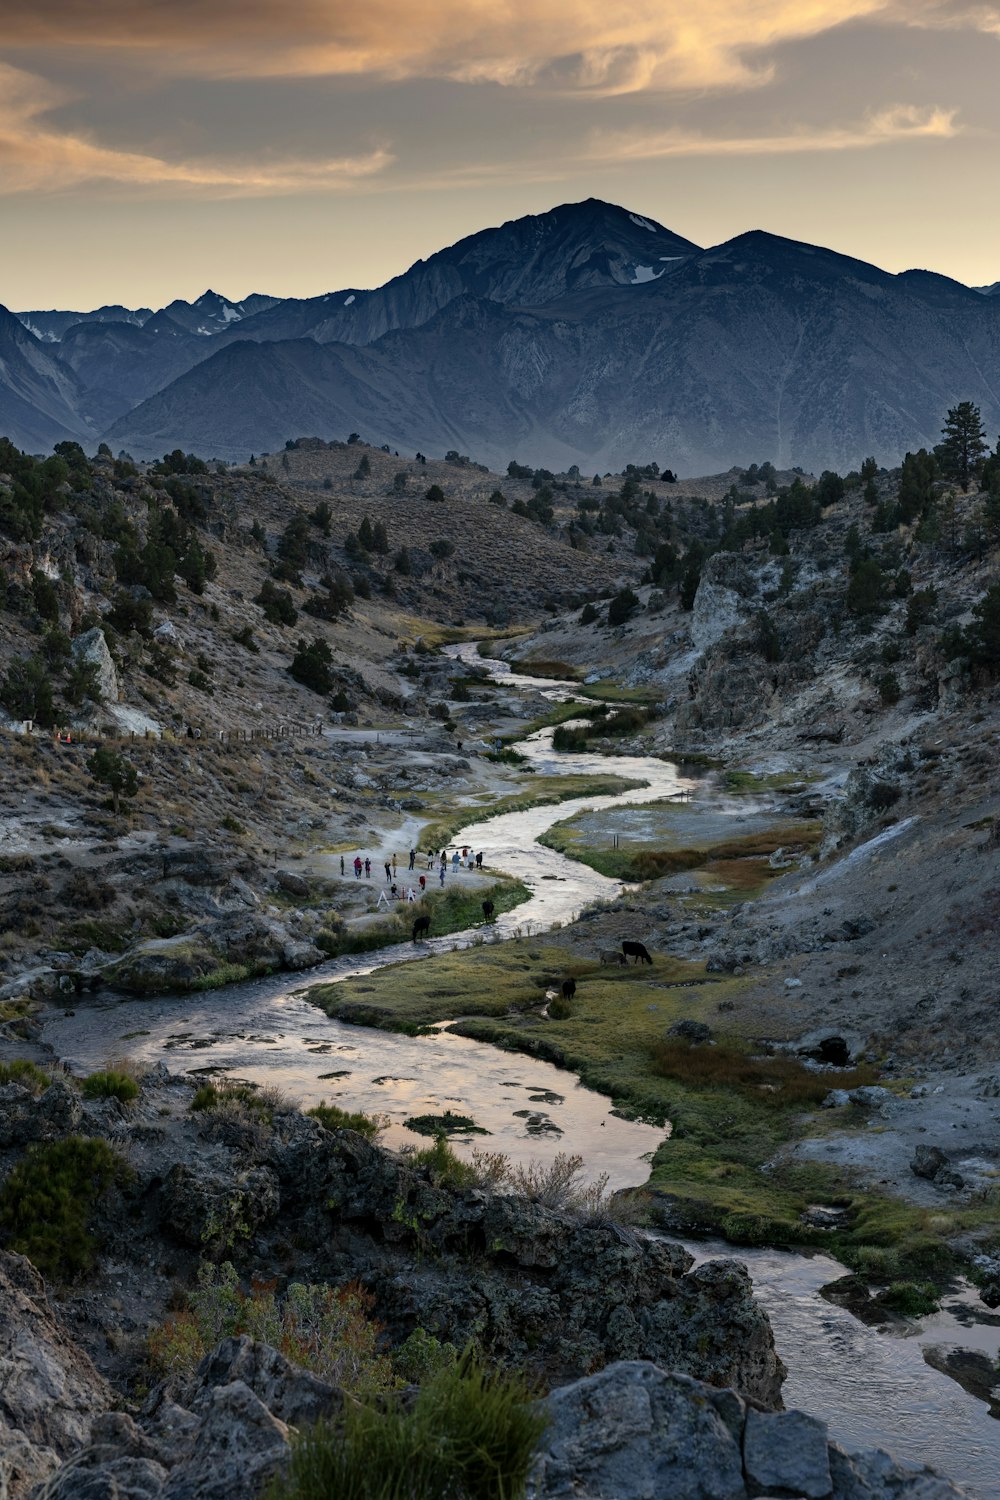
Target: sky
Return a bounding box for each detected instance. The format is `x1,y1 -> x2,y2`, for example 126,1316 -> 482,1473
2,1 -> 1000,310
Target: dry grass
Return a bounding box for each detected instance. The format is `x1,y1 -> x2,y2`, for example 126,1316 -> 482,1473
650,1036 -> 877,1110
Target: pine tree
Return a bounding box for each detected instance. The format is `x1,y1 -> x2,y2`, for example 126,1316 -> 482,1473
935,402 -> 988,492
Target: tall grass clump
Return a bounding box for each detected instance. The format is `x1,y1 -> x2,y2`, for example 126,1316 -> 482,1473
0,1136 -> 127,1281
268,1352 -> 545,1500
0,1059 -> 51,1095
81,1069 -> 140,1103
309,1102 -> 385,1140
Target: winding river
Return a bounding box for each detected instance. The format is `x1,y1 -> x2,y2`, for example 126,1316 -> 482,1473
42,643 -> 1000,1497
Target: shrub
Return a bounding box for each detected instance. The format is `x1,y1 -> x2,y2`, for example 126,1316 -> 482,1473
579,602 -> 599,625
607,587 -> 639,627
257,579 -> 298,627
876,671 -> 901,706
308,1102 -> 384,1139
0,1136 -> 127,1281
269,1352 -> 545,1500
289,637 -> 335,694
0,1059 -> 50,1095
81,1070 -> 140,1103
880,1280 -> 939,1316
149,1262 -> 394,1397
87,747 -> 139,815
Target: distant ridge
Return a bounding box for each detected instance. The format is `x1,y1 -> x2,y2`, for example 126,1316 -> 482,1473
3,200 -> 999,470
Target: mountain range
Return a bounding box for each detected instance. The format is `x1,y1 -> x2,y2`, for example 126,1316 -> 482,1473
2,198 -> 999,474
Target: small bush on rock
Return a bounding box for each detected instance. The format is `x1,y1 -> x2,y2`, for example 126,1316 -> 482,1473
81,1070 -> 140,1103
149,1261 -> 394,1397
0,1059 -> 50,1094
0,1136 -> 127,1281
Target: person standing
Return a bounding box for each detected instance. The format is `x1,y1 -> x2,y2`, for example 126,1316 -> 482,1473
408,848 -> 416,871
451,851 -> 460,875
392,853 -> 398,877
439,864 -> 446,887
384,860 -> 392,883
364,857 -> 371,878
354,855 -> 362,879
475,851 -> 483,870
340,855 -> 345,876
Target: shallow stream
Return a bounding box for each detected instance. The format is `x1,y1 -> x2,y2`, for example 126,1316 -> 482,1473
41,643 -> 1000,1496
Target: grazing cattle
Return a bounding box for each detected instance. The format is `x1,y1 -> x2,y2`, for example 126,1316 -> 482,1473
599,948 -> 626,966
622,940 -> 653,966
412,915 -> 431,942
482,899 -> 495,921
561,977 -> 577,1001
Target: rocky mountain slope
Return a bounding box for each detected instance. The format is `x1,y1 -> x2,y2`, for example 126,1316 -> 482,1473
5,199 -> 1000,471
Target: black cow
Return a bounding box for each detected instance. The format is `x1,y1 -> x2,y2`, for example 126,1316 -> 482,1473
412,915 -> 431,942
482,899 -> 495,921
561,977 -> 577,1001
622,940 -> 652,966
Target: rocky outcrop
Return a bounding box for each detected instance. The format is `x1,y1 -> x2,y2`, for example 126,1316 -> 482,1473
527,1361 -> 966,1499
0,1250 -> 111,1499
690,554 -> 759,652
29,1350 -> 966,1500
70,627 -> 119,704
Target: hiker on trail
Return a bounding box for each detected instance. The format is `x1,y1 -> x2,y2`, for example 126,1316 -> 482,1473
439,864 -> 446,887
451,851 -> 460,874
406,886 -> 416,902
426,852 -> 434,871
354,856 -> 362,879
340,855 -> 345,876
391,883 -> 398,899
418,875 -> 426,892
384,861 -> 392,883
392,853 -> 398,876
408,849 -> 416,871
364,857 -> 371,878
475,851 -> 483,869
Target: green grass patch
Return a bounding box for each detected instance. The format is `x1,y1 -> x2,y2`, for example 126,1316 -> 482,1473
507,657 -> 581,681
322,879 -> 530,963
81,1069 -> 140,1103
266,1352 -> 544,1500
308,1102 -> 384,1139
539,812 -> 821,887
404,1112 -> 490,1137
0,1059 -> 51,1094
58,918 -> 132,955
0,1135 -> 129,1281
420,775 -> 645,849
721,769 -> 816,795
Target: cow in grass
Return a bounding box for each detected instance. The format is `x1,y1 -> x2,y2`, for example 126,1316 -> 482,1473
482,899 -> 495,922
412,915 -> 431,942
599,948 -> 626,966
622,940 -> 653,965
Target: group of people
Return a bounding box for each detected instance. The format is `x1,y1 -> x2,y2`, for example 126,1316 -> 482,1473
340,845 -> 485,899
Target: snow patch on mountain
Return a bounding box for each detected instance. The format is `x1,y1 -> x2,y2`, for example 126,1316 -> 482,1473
629,213 -> 659,233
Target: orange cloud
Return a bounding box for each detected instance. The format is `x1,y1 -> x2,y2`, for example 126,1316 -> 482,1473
0,61 -> 392,193
588,103 -> 963,160
0,1 -> 964,93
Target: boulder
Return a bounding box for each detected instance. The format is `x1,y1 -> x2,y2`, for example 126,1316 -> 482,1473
527,1360 -> 966,1500
180,1337 -> 344,1427
70,628 -> 119,704
911,1146 -> 949,1181
159,1382 -> 290,1500
668,1020 -> 712,1046
743,1407 -> 831,1498
275,870 -> 309,898
0,1080 -> 83,1149
159,1164 -> 280,1249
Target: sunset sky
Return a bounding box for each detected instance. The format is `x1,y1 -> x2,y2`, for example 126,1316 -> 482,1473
2,0 -> 999,309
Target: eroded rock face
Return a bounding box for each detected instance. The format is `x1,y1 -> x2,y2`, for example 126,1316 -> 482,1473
0,1250 -> 111,1499
527,1361 -> 966,1500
